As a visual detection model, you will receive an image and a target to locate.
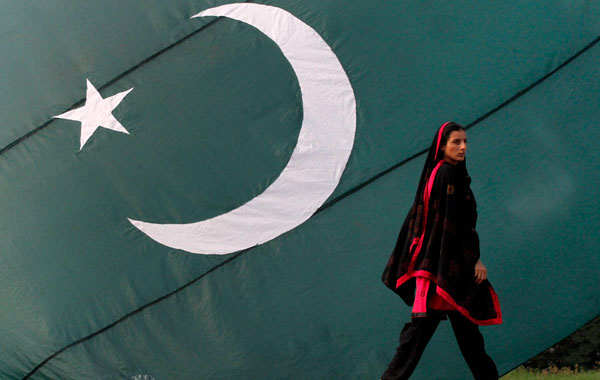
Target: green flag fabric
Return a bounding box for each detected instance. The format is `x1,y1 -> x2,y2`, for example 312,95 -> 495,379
1,1 -> 599,379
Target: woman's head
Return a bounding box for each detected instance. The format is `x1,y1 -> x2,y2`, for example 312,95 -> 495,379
435,122 -> 466,164
413,121 -> 469,203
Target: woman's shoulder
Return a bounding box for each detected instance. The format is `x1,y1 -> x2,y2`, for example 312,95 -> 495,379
434,161 -> 456,181
433,162 -> 471,194
434,162 -> 472,197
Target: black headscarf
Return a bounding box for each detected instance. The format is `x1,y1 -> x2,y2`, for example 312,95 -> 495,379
382,122 -> 502,325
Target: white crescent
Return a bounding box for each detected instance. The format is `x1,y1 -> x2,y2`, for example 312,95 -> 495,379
128,3 -> 356,254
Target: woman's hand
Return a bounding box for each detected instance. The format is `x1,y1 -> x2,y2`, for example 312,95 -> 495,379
474,259 -> 487,285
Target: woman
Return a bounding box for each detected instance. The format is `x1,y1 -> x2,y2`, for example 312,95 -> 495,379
380,122 -> 502,380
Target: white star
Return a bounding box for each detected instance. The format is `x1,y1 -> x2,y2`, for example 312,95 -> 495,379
55,79 -> 134,150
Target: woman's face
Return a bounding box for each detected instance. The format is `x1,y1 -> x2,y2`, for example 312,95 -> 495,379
441,130 -> 467,164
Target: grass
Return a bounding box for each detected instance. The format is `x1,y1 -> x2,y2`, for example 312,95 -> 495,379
501,366 -> 600,379
501,315 -> 600,379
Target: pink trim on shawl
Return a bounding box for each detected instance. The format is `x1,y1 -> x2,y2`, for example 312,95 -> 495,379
434,122 -> 452,160
436,285 -> 503,326
397,270 -> 503,326
406,160 -> 446,273
429,283 -> 454,310
412,277 -> 430,314
413,277 -> 453,314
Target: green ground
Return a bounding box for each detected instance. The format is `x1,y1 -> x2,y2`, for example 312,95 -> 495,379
502,367 -> 600,379
501,316 -> 599,379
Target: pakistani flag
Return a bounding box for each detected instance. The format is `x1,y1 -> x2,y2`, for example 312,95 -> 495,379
1,1 -> 599,379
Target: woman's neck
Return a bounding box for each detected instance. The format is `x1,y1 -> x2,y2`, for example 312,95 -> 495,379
443,158 -> 458,165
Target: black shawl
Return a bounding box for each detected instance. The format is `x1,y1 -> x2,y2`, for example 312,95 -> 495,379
382,122 -> 502,325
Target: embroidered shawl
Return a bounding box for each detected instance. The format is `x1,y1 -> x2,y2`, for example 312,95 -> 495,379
382,122 -> 502,325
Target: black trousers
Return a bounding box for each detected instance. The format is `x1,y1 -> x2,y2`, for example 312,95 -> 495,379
381,311 -> 498,380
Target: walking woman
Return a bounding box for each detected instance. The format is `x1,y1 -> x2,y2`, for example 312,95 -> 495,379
381,122 -> 502,380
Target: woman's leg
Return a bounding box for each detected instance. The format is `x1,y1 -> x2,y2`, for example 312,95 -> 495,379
447,311 -> 498,380
381,316 -> 441,380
